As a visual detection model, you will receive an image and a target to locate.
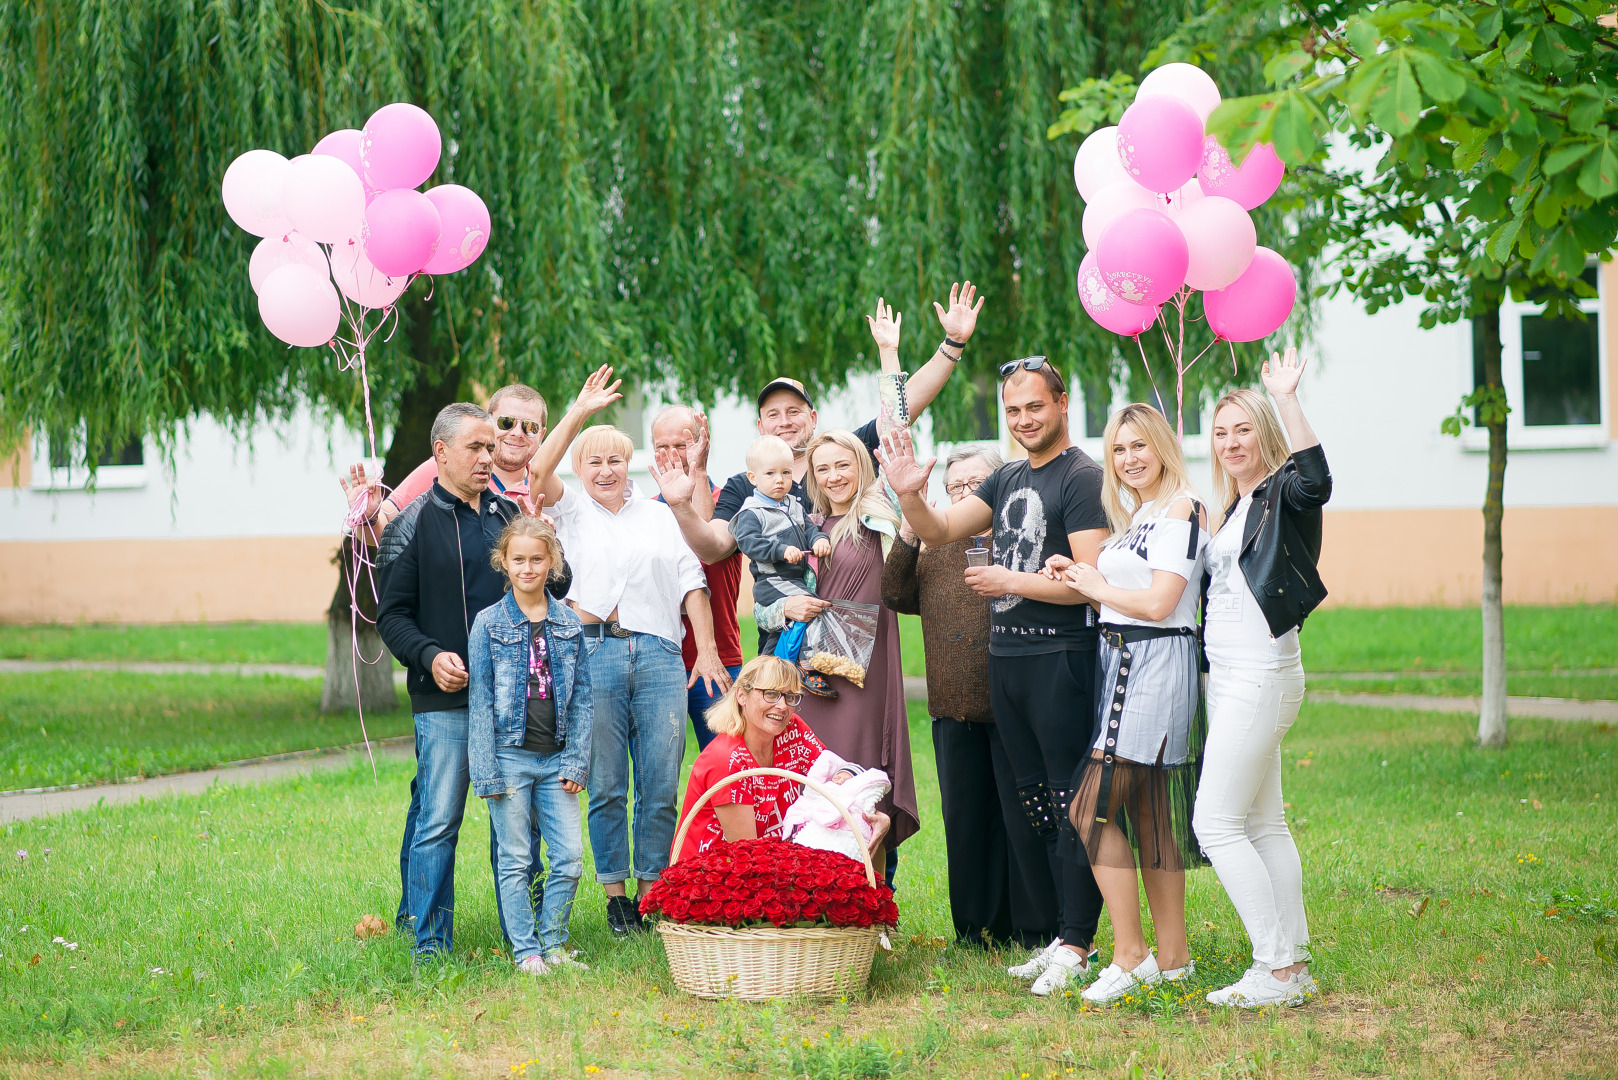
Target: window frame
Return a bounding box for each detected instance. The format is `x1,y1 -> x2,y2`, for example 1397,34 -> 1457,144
29,430 -> 148,491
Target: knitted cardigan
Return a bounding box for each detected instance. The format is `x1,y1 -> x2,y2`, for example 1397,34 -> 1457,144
879,536 -> 993,724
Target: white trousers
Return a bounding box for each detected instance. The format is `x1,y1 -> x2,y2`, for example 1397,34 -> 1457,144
1192,663 -> 1309,968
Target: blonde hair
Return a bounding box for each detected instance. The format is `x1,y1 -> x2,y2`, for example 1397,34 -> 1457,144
1100,404 -> 1198,534
571,424 -> 635,474
803,430 -> 899,555
489,515 -> 567,587
1208,388 -> 1291,512
745,434 -> 794,475
704,655 -> 804,738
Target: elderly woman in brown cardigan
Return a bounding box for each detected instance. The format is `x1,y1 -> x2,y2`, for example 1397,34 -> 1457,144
881,443 -> 1058,950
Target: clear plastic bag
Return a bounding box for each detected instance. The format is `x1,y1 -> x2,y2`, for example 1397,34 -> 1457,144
801,600 -> 881,689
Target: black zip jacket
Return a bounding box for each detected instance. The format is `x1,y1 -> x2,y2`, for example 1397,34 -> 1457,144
377,484 -> 572,713
1226,444 -> 1332,638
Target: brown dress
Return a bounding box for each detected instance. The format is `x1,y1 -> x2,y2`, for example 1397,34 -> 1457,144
795,516 -> 920,847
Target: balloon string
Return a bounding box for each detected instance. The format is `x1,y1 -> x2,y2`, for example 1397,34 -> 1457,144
1228,339 -> 1238,377
1135,333 -> 1166,418
1181,335 -> 1221,375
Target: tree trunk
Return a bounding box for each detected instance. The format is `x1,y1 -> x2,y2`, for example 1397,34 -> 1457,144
1475,303 -> 1508,748
321,536 -> 400,715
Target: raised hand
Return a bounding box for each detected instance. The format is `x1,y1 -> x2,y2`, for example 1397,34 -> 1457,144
866,297 -> 902,352
1262,346 -> 1308,398
649,444 -> 697,507
933,281 -> 985,345
689,412 -> 711,470
340,462 -> 385,522
874,426 -> 935,498
574,363 -> 624,417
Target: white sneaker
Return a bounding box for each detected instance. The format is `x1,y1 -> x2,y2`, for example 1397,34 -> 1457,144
1205,962 -> 1267,1005
543,952 -> 590,972
1008,937 -> 1064,980
516,955 -> 550,975
1210,966 -> 1313,1008
1161,959 -> 1195,982
1081,953 -> 1162,1005
1030,946 -> 1094,997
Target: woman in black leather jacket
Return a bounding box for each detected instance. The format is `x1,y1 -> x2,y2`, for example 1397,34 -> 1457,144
1192,347 -> 1332,1011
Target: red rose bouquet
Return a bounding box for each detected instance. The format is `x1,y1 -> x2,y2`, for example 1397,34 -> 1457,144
639,838 -> 898,930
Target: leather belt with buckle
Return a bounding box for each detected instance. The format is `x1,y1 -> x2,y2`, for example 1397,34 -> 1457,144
579,620 -> 631,639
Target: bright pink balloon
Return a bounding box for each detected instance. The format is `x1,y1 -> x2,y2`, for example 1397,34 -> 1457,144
1178,195 -> 1257,292
421,185 -> 491,275
1077,252 -> 1160,338
1095,209 -> 1189,307
312,128 -> 376,196
258,263 -> 341,348
1203,247 -> 1296,342
221,149 -> 292,238
1116,96 -> 1204,194
1081,180 -> 1159,249
360,103 -> 442,191
248,231 -> 329,293
1073,126 -> 1130,201
1199,137 -> 1285,211
363,189 -> 441,276
282,152 -> 366,244
1136,63 -> 1222,124
330,237 -> 411,309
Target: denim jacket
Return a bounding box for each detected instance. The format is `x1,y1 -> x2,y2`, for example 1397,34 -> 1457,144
468,591 -> 593,797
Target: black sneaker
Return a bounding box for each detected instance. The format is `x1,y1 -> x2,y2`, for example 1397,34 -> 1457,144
606,894 -> 644,936
800,670 -> 839,700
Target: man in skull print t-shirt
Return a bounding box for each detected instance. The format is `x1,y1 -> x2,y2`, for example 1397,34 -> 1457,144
970,446 -> 1109,653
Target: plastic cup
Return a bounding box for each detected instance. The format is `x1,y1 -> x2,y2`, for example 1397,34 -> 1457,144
965,547 -> 991,567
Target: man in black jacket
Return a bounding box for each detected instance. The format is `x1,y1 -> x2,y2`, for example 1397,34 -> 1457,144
377,402 -> 557,959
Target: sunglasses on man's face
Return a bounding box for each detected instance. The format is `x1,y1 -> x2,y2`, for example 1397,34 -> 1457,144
495,415 -> 542,436
997,355 -> 1049,379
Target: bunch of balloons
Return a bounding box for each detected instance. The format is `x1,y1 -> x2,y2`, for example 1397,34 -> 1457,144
1072,64 -> 1296,347
220,102 -> 491,349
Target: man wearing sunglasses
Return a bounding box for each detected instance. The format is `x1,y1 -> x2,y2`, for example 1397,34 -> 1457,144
876,356 -> 1111,997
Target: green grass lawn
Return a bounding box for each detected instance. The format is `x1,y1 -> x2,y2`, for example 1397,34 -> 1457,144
1309,672 -> 1618,701
2,701 -> 1614,1078
0,674 -> 411,791
0,622 -> 329,666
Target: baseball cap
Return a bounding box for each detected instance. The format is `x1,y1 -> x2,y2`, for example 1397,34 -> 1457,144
756,377 -> 815,412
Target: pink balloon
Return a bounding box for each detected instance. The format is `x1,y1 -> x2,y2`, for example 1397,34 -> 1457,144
1095,209 -> 1189,307
1136,63 -> 1222,124
1116,96 -> 1204,194
360,103 -> 442,191
221,149 -> 292,238
282,152 -> 366,244
1203,247 -> 1296,342
312,128 -> 376,197
363,189 -> 441,276
248,231 -> 329,293
421,185 -> 491,275
1199,137 -> 1285,211
330,237 -> 410,309
1178,195 -> 1257,292
1081,180 -> 1159,249
258,263 -> 341,348
1077,252 -> 1160,338
1073,126 -> 1131,202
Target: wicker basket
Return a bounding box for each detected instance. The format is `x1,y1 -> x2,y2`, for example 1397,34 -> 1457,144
656,767 -> 886,1000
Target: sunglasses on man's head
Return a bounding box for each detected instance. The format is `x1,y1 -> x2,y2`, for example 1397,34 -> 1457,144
997,355 -> 1049,379
495,415 -> 542,436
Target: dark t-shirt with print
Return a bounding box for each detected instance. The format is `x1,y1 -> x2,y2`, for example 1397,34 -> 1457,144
969,445 -> 1109,656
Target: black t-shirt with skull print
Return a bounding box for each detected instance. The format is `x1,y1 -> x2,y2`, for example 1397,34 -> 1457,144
969,446 -> 1110,656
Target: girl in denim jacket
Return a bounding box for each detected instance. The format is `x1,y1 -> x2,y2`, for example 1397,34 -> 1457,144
469,516 -> 593,974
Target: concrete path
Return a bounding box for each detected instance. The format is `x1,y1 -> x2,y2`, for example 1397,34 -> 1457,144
0,738 -> 414,824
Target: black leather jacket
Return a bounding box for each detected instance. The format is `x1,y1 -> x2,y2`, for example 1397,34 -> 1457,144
1224,444 -> 1332,638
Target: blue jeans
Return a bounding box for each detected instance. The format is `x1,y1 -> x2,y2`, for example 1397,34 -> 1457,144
488,747 -> 585,960
687,662 -> 742,752
396,773 -> 545,933
585,632 -> 687,884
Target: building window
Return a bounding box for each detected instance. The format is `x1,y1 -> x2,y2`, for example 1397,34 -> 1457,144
33,428 -> 148,490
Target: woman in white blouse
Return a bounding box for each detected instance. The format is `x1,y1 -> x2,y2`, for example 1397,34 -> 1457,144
528,365 -> 730,936
1049,402 -> 1208,1005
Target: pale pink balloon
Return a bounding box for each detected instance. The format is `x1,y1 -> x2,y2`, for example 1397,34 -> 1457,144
1199,137 -> 1285,210
421,185 -> 491,275
363,189 -> 441,276
221,149 -> 293,238
1081,180 -> 1159,249
1178,195 -> 1257,292
360,103 -> 442,191
1116,96 -> 1204,194
1096,209 -> 1189,307
258,263 -> 341,348
1157,178 -> 1205,219
1073,126 -> 1131,202
1203,247 -> 1296,342
248,231 -> 329,293
1077,252 -> 1160,338
282,152 -> 367,244
312,128 -> 377,197
330,237 -> 410,309
1136,63 -> 1222,124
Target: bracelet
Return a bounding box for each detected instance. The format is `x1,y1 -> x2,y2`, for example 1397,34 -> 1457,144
944,336 -> 968,350
938,342 -> 963,362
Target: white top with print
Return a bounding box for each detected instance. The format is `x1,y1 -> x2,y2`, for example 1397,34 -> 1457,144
1203,495 -> 1301,669
1096,496 -> 1208,630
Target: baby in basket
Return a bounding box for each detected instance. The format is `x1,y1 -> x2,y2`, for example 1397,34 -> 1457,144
781,750 -> 892,865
